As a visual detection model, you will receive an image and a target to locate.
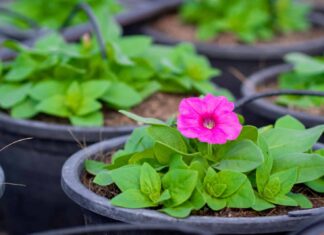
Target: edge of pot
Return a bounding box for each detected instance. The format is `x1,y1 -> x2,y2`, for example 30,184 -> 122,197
61,137 -> 324,234
0,112 -> 135,142
0,165 -> 5,199
142,10 -> 324,60
241,63 -> 324,127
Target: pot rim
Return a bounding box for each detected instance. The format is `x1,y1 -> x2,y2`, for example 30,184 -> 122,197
0,111 -> 135,141
61,137 -> 324,234
241,63 -> 324,126
0,165 -> 5,199
142,10 -> 324,60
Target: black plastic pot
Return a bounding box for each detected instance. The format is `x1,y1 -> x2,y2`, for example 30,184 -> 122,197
141,7 -> 324,98
31,224 -> 211,235
241,64 -> 324,128
292,214 -> 324,235
61,136 -> 324,235
0,113 -> 135,234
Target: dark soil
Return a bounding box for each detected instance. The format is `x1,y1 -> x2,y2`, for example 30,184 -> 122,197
81,152 -> 324,218
257,81 -> 324,117
34,92 -> 186,126
150,13 -> 324,46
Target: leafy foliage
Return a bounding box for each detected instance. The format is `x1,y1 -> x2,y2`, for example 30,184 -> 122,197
180,0 -> 310,43
86,115 -> 324,217
2,0 -> 122,29
0,14 -> 227,126
277,53 -> 324,109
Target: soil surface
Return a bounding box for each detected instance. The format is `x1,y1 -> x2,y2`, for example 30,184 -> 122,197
257,81 -> 324,117
82,152 -> 324,218
150,13 -> 324,46
34,92 -> 186,126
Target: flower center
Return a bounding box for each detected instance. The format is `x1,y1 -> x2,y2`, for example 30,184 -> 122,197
203,117 -> 215,130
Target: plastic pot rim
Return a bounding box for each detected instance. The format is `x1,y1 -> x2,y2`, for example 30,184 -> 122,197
0,111 -> 136,142
0,165 -> 5,199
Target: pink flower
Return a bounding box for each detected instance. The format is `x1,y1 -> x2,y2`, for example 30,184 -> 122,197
177,94 -> 242,144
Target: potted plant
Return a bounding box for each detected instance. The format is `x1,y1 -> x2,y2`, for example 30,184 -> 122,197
0,8 -> 229,233
0,0 -> 182,42
140,0 -> 324,97
62,94 -> 324,234
241,52 -> 324,130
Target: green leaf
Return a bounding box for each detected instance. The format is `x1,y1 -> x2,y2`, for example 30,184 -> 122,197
236,125 -> 258,143
226,180 -> 255,208
106,42 -> 133,66
4,54 -> 37,81
138,81 -> 161,99
252,193 -> 275,211
285,53 -> 324,75
119,36 -> 152,57
169,154 -> 188,170
162,169 -> 198,207
261,125 -> 324,158
256,136 -> 273,193
206,196 -> 226,211
30,80 -> 66,100
160,202 -> 193,218
70,111 -> 103,127
111,189 -> 156,208
81,80 -> 111,99
65,81 -> 83,113
119,111 -> 167,126
108,152 -> 133,170
148,126 -> 187,153
0,83 -> 31,108
34,33 -> 66,51
264,177 -> 281,199
85,160 -> 106,175
110,165 -> 141,191
36,95 -> 70,117
215,140 -> 264,172
274,115 -> 305,130
102,82 -> 142,109
76,98 -> 102,116
268,195 -> 298,207
306,177 -> 324,193
93,170 -> 113,186
140,163 -> 161,202
189,188 -> 206,210
289,193 -> 312,209
270,168 -> 297,195
272,153 -> 324,183
11,98 -> 38,119
129,148 -> 155,164
157,190 -> 171,203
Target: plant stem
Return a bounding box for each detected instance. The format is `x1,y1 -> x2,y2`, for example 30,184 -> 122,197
207,143 -> 213,159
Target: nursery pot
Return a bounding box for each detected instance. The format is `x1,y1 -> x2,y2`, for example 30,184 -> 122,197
141,7 -> 324,98
31,224 -> 211,235
240,64 -> 324,130
61,136 -> 324,235
292,214 -> 324,235
0,0 -> 181,43
0,113 -> 135,234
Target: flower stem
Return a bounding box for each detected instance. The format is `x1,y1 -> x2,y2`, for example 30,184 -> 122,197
207,143 -> 213,159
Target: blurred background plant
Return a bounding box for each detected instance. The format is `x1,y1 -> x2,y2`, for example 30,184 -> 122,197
0,0 -> 122,28
180,0 -> 311,43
